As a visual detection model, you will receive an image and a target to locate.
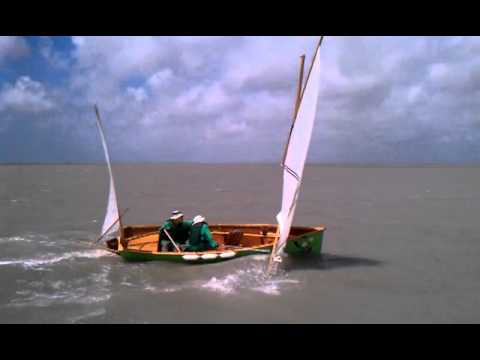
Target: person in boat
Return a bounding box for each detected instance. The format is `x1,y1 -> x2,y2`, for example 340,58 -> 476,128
158,210 -> 193,252
185,215 -> 218,252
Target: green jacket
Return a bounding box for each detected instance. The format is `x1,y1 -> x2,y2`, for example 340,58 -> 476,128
159,219 -> 193,245
186,222 -> 218,252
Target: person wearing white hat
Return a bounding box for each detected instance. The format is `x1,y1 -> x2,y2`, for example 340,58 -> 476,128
185,215 -> 218,252
157,210 -> 193,252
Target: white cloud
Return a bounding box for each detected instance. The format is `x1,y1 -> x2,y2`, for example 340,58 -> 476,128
39,36 -> 69,69
5,36 -> 480,163
406,85 -> 424,104
0,76 -> 55,113
147,69 -> 175,91
126,86 -> 148,103
0,36 -> 29,64
429,63 -> 449,81
173,82 -> 236,118
71,36 -> 170,80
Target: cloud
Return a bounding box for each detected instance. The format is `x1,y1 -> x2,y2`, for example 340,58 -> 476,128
3,36 -> 480,164
64,36 -> 480,163
0,76 -> 55,113
39,36 -> 70,70
0,36 -> 30,64
126,86 -> 148,103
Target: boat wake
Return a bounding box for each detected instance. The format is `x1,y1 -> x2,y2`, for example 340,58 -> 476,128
0,234 -> 42,244
142,260 -> 301,297
199,264 -> 300,296
8,265 -> 112,308
68,308 -> 107,323
0,249 -> 114,270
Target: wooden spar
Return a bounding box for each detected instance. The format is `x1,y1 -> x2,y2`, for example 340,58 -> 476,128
281,54 -> 306,167
280,37 -> 323,168
94,104 -> 126,248
299,36 -> 324,104
95,208 -> 129,243
163,229 -> 181,253
280,36 -> 324,167
294,55 -> 306,116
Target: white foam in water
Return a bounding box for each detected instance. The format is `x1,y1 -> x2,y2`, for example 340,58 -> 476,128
198,264 -> 300,296
10,290 -> 111,308
0,236 -> 33,244
252,279 -> 300,296
0,233 -> 56,245
9,266 -> 112,308
0,249 -> 114,269
251,255 -> 268,261
160,287 -> 182,293
69,308 -> 106,323
139,261 -> 300,297
144,283 -> 185,294
252,283 -> 281,296
201,274 -> 239,295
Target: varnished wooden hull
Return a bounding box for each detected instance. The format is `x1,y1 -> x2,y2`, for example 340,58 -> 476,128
106,224 -> 325,264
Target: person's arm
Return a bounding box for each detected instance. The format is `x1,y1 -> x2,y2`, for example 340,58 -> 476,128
159,221 -> 172,239
202,225 -> 218,249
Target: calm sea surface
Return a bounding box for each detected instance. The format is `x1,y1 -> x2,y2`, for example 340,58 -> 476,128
1,164 -> 480,323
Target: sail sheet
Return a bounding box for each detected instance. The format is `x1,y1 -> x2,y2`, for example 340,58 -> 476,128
274,41 -> 323,258
94,106 -> 121,239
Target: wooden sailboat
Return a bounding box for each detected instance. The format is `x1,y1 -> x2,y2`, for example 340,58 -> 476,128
95,37 -> 326,265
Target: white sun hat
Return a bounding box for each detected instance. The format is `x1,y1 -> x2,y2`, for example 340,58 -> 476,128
193,215 -> 205,225
170,210 -> 184,220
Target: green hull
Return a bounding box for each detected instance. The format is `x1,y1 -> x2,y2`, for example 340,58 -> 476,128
115,230 -> 324,264
284,229 -> 324,256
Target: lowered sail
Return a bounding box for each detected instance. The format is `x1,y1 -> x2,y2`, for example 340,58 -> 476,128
94,105 -> 121,240
273,39 -> 323,260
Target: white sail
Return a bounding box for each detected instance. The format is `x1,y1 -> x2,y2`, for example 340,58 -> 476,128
274,40 -> 323,259
94,106 -> 121,239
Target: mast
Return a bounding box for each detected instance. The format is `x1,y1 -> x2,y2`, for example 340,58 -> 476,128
299,36 -> 324,103
280,36 -> 324,168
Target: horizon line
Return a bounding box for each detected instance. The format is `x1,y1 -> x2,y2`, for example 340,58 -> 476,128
2,161 -> 480,167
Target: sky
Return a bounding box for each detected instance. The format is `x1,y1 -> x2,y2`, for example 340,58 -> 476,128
1,36 -> 480,164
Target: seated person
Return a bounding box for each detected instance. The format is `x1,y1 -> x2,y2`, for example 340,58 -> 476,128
185,215 -> 218,252
158,210 -> 193,252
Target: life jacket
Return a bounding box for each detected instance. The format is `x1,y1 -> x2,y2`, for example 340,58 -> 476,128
189,222 -> 207,247
161,219 -> 190,244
